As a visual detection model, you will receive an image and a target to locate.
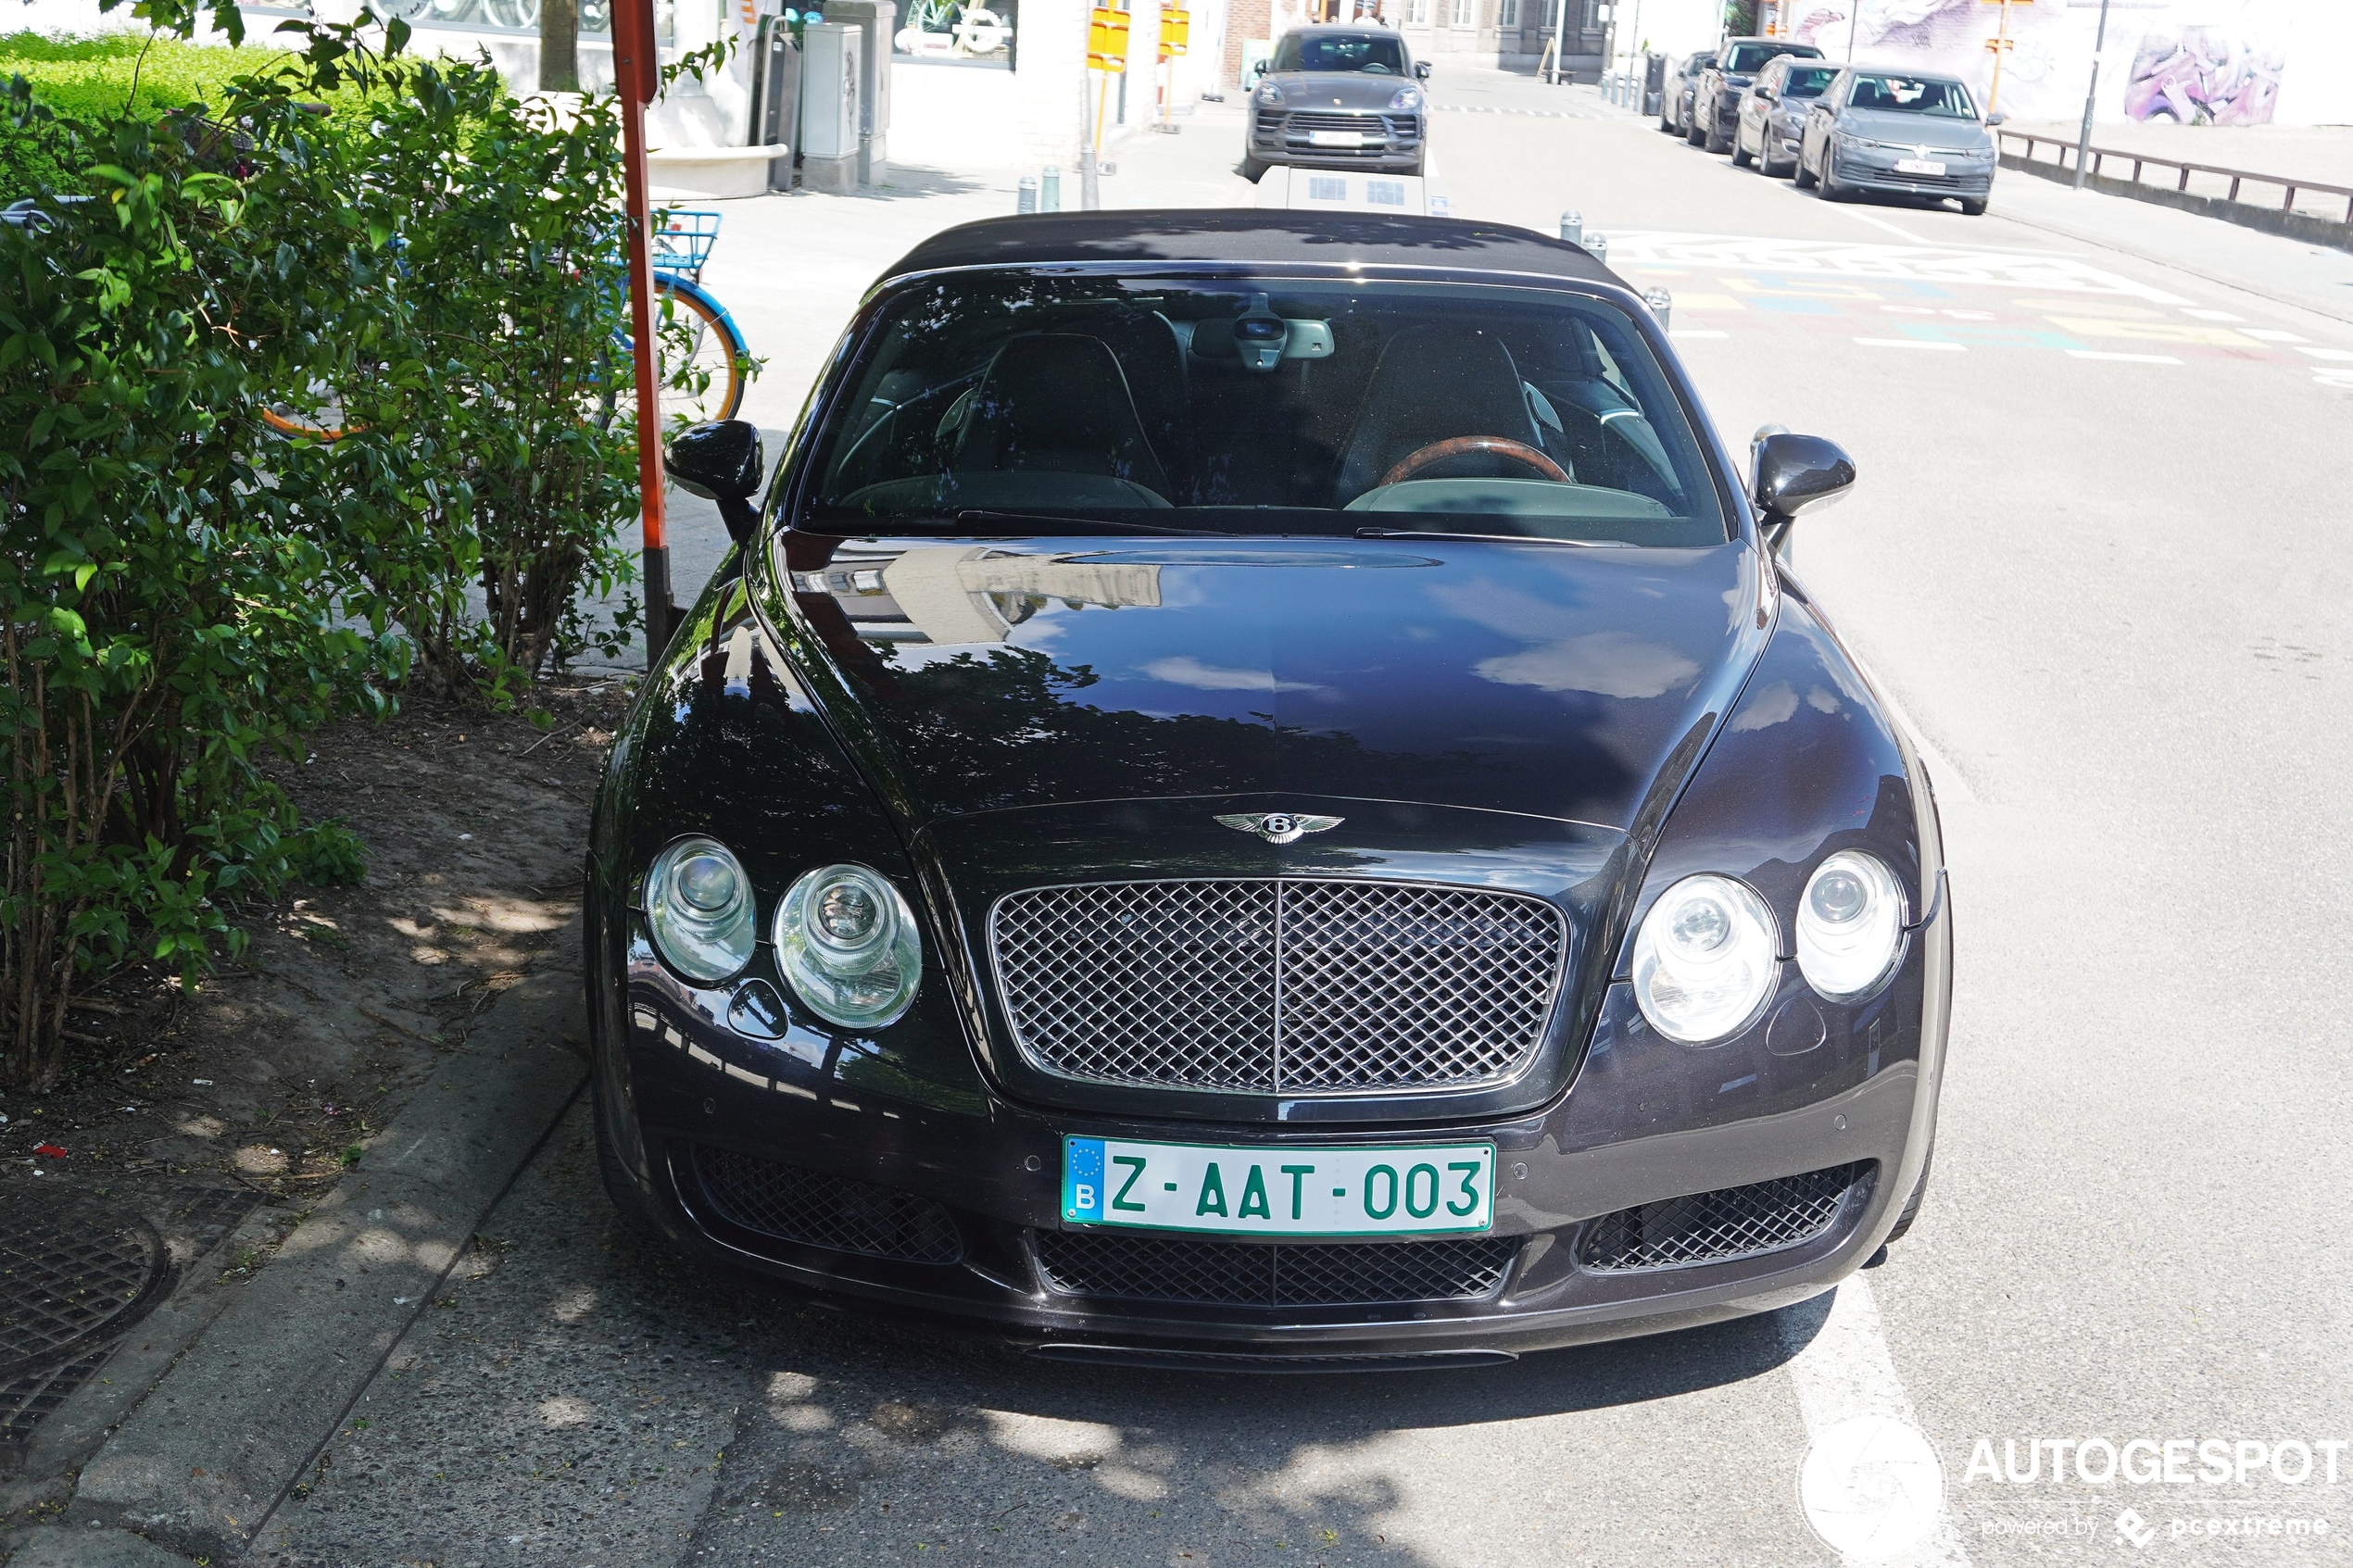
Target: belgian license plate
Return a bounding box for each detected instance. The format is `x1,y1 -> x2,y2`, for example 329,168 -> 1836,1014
1062,1136 -> 1495,1237
1894,157 -> 1946,176
1309,129 -> 1373,147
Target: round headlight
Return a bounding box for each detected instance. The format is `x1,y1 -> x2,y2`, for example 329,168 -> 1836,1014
1631,874 -> 1780,1044
1796,851 -> 1907,1001
643,836 -> 758,983
774,863 -> 922,1031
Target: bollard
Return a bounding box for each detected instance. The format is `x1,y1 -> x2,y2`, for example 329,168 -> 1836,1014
1017,176 -> 1038,214
1041,165 -> 1062,213
1559,209 -> 1583,246
1642,286 -> 1672,330
1587,232 -> 1608,266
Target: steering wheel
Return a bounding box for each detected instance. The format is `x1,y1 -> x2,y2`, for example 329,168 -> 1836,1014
1380,436 -> 1570,487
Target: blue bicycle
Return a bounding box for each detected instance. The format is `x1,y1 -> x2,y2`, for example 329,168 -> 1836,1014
639,209 -> 752,428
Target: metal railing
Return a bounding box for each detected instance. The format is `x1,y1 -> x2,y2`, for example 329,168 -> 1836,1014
1997,130 -> 2353,226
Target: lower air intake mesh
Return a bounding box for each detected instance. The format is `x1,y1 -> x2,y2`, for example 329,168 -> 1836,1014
1579,1162 -> 1873,1273
690,1146 -> 963,1264
1036,1231 -> 1519,1307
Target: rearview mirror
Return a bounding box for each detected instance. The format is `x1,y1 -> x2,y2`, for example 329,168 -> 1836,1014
1752,432 -> 1855,523
1415,60 -> 1431,80
1985,110 -> 2007,126
664,419 -> 764,544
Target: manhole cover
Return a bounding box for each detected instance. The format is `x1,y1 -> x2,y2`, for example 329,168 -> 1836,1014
0,1191 -> 171,1382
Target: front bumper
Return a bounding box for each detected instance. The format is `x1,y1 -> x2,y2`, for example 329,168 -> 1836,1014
589,884 -> 1950,1365
1249,107 -> 1424,171
1830,149 -> 1994,199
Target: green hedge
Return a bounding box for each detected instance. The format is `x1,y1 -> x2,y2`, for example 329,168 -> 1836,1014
0,32 -> 285,196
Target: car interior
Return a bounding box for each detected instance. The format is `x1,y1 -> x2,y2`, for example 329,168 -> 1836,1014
1847,75 -> 1979,118
812,279 -> 1726,546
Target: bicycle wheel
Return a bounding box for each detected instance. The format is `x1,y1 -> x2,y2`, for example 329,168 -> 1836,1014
653,280 -> 747,430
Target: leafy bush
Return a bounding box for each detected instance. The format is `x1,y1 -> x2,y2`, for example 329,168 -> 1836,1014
1,9 -> 702,1086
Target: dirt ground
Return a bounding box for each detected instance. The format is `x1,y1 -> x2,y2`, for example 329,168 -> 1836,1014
0,677 -> 633,1248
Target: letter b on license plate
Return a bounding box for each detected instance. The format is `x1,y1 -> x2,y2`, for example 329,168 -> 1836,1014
1062,1136 -> 1495,1236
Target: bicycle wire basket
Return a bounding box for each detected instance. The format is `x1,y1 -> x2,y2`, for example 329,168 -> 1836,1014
650,210 -> 722,282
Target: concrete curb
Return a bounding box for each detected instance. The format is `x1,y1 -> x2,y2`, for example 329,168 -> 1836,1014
56,918 -> 590,1563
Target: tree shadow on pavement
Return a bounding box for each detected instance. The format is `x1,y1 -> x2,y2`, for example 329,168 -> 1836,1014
685,1266 -> 1831,1566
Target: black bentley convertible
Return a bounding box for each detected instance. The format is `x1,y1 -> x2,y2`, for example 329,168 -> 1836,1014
587,211 -> 1951,1367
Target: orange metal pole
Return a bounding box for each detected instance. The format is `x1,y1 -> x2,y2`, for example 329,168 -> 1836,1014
613,0 -> 673,659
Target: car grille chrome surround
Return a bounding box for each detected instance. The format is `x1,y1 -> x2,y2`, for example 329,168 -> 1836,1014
988,878 -> 1568,1095
1578,1162 -> 1874,1273
1035,1230 -> 1521,1307
689,1145 -> 964,1263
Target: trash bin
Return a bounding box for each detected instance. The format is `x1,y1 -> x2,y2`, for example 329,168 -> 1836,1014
1643,52 -> 1667,119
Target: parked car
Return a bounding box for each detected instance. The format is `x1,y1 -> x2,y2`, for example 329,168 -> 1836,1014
598,209 -> 1952,1367
1241,24 -> 1429,180
1733,56 -> 1842,177
1796,68 -> 2002,214
1659,49 -> 1716,138
1691,35 -> 1822,154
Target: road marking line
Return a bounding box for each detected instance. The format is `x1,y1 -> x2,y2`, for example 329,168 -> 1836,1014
2182,307 -> 2244,321
1670,328 -> 1730,339
1843,210 -> 1928,245
1854,337 -> 1966,350
2297,346 -> 2353,361
2066,349 -> 2183,364
1781,1275 -> 1975,1567
2241,328 -> 2306,343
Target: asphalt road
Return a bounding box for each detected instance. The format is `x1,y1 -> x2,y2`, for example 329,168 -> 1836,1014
260,76 -> 2353,1568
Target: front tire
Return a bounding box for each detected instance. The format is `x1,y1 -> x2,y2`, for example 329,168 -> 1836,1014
1883,1147 -> 1933,1244
1704,112 -> 1732,155
1685,116 -> 1706,147
1817,153 -> 1849,200
1730,132 -> 1753,169
1958,195 -> 1989,216
1239,155 -> 1269,182
1793,151 -> 1818,189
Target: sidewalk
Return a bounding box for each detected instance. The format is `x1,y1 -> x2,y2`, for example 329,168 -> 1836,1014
2002,119 -> 2353,224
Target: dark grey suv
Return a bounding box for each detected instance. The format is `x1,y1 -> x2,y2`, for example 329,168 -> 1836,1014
1691,36 -> 1822,154
1244,25 -> 1430,179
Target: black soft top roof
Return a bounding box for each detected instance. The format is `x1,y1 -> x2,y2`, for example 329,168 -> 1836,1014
882,209 -> 1617,287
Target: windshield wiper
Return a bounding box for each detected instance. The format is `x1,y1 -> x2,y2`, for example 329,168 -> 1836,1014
950,510 -> 1232,536
1353,527 -> 1614,546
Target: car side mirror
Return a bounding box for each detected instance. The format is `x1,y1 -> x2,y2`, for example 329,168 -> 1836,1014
1985,110 -> 2007,127
1415,60 -> 1431,80
665,419 -> 764,545
1752,432 -> 1855,524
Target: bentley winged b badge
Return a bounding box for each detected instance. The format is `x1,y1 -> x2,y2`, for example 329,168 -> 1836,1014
1214,811 -> 1343,845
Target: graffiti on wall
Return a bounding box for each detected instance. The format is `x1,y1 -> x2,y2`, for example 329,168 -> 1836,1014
2125,26 -> 2283,125
1777,0 -> 2292,126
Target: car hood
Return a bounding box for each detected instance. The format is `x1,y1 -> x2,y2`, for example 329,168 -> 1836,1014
1265,72 -> 1412,110
1838,108 -> 1992,147
778,534 -> 1768,833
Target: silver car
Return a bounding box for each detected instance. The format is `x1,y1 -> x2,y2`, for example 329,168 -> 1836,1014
1796,68 -> 2004,215
1244,24 -> 1430,180
1731,56 -> 1841,178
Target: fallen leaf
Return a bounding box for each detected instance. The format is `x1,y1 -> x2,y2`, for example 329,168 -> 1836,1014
33,1142 -> 67,1158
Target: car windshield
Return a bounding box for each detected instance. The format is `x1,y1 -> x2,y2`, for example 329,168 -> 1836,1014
1724,42 -> 1817,72
1783,64 -> 1839,97
1847,74 -> 1978,117
804,275 -> 1730,547
1684,53 -> 1715,73
1269,32 -> 1407,73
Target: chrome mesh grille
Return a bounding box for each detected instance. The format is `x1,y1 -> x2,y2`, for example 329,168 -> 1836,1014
1036,1231 -> 1520,1307
690,1146 -> 963,1263
989,879 -> 1567,1094
1578,1162 -> 1873,1273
